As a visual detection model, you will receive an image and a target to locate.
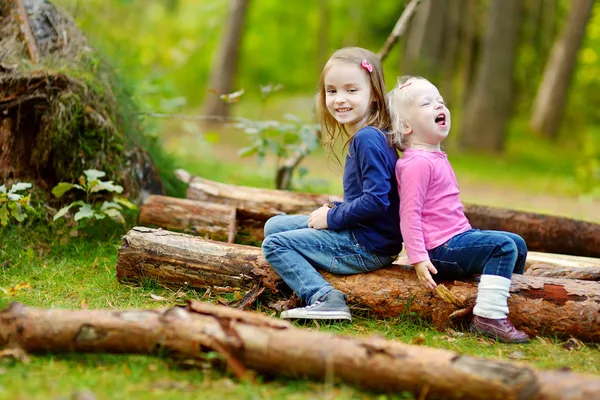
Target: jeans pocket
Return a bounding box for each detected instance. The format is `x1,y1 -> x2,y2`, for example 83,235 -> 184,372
330,254 -> 369,274
430,259 -> 466,280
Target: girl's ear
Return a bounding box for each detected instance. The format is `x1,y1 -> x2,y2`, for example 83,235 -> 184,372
400,120 -> 412,135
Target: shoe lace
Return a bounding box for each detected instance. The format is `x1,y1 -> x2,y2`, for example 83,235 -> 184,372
301,301 -> 322,310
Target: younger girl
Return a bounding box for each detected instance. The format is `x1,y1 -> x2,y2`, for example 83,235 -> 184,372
388,76 -> 529,343
261,47 -> 402,321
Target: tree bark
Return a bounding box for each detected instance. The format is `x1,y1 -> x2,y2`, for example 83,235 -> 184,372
529,0 -> 595,138
3,301 -> 600,399
116,227 -> 600,342
174,171 -> 600,258
203,0 -> 250,118
460,0 -> 522,152
526,264 -> 600,280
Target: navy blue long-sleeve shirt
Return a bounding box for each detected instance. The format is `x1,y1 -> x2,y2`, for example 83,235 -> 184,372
326,126 -> 403,256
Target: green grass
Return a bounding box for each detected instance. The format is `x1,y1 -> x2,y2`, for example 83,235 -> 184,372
1,225 -> 599,400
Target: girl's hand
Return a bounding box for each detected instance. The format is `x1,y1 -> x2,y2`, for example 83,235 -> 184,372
414,260 -> 438,290
308,205 -> 329,230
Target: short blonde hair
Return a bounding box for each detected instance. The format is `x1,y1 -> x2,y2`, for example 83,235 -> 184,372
388,75 -> 429,150
316,47 -> 392,158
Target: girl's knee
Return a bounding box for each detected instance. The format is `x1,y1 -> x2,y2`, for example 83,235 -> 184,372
264,216 -> 284,238
512,234 -> 528,255
261,234 -> 280,255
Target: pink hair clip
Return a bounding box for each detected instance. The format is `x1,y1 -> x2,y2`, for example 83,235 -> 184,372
398,82 -> 412,90
360,59 -> 373,73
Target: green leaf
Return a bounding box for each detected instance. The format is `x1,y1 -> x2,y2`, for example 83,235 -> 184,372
238,145 -> 258,157
114,197 -> 138,210
74,204 -> 95,221
84,169 -> 106,182
90,181 -> 124,194
101,201 -> 123,211
53,204 -> 75,221
0,209 -> 9,226
52,183 -> 75,198
104,208 -> 125,224
8,182 -> 32,193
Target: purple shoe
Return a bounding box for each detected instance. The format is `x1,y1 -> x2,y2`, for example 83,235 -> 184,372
472,316 -> 530,343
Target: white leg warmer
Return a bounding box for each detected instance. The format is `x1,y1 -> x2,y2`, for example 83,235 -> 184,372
472,274 -> 511,319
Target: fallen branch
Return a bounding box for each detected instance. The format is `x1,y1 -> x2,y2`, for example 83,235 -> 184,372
174,171 -> 600,258
377,0 -> 422,61
13,0 -> 40,63
2,301 -> 599,399
116,227 -> 600,342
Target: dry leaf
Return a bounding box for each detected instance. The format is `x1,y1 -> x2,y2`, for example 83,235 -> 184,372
150,293 -> 167,301
232,291 -> 243,301
5,282 -> 32,296
411,333 -> 426,345
508,351 -> 526,360
562,338 -> 585,351
80,299 -> 87,309
0,348 -> 30,364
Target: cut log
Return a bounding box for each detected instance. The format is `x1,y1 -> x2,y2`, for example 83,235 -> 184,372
116,227 -> 600,342
175,170 -> 600,258
3,301 -> 600,400
138,195 -> 268,245
139,195 -> 600,280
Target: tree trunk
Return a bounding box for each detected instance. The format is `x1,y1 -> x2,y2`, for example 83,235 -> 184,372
526,264 -> 600,280
174,171 -> 600,258
116,227 -> 600,342
440,0 -> 461,107
460,0 -> 522,152
3,302 -> 600,399
529,0 -> 595,138
402,0 -> 448,80
202,0 -> 250,118
459,0 -> 479,106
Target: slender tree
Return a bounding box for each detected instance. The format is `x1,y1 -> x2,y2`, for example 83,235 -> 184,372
460,0 -> 522,152
203,0 -> 251,118
402,0 -> 448,81
529,0 -> 595,139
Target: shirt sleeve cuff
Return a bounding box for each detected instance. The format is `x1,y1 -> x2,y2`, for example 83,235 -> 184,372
408,253 -> 430,265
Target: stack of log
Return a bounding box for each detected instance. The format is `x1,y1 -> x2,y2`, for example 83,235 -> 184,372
5,170 -> 599,397
118,170 -> 600,344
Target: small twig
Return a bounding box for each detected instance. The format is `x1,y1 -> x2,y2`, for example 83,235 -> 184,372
377,0 -> 422,62
13,0 -> 40,63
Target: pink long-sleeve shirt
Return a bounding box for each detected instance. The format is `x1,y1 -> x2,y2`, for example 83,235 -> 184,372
395,148 -> 472,264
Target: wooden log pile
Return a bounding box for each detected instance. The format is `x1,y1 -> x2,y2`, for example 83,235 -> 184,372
2,301 -> 600,399
116,227 -> 600,342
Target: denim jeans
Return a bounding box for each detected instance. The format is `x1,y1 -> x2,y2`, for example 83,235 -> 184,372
262,215 -> 398,305
428,229 -> 527,281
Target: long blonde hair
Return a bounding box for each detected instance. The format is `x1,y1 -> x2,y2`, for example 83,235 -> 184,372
387,75 -> 429,151
316,47 -> 391,161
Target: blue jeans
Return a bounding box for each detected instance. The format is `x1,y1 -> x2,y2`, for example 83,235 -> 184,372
262,215 -> 398,305
428,229 -> 527,280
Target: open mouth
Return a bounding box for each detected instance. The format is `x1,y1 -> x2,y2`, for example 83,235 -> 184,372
336,108 -> 352,113
435,113 -> 446,127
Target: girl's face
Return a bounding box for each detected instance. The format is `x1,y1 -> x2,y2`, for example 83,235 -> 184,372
324,61 -> 372,134
404,80 -> 451,147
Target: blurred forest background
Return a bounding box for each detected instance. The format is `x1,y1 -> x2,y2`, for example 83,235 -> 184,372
51,0 -> 600,220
